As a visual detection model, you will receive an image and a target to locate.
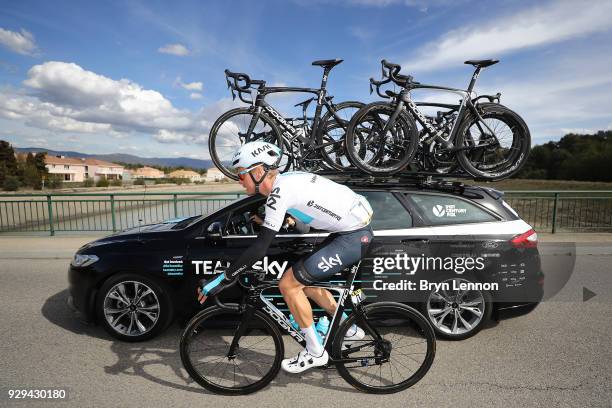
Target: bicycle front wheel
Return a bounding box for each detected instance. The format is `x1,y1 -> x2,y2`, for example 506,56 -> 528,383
180,306 -> 284,395
345,102 -> 418,175
208,108 -> 286,180
333,302 -> 435,394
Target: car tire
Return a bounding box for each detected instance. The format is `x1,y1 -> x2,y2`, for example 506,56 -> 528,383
419,273 -> 492,340
96,273 -> 174,342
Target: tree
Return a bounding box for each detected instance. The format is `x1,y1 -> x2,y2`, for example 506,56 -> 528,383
516,131 -> 612,181
0,140 -> 18,186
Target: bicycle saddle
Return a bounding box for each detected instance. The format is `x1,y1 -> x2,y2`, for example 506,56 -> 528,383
312,59 -> 344,69
464,59 -> 499,68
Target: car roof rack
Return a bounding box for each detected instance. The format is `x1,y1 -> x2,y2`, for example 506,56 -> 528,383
315,170 -> 486,194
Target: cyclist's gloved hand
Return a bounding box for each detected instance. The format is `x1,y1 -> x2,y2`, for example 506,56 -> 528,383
196,268 -> 236,304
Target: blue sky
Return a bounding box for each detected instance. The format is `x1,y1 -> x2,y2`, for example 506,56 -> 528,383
0,0 -> 611,159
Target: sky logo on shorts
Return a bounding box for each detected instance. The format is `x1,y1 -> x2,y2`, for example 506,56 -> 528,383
361,235 -> 369,243
318,254 -> 342,272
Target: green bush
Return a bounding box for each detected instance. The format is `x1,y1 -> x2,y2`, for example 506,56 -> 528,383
2,175 -> 19,191
96,179 -> 110,187
134,178 -> 145,185
110,179 -> 122,186
83,178 -> 94,187
48,175 -> 63,189
154,178 -> 166,184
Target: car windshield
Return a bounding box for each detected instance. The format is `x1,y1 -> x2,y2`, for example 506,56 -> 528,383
171,215 -> 202,229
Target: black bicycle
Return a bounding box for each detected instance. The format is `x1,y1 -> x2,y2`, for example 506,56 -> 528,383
208,59 -> 364,179
345,59 -> 531,180
180,263 -> 436,394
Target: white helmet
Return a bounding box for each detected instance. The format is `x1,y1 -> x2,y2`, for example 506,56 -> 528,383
232,141 -> 282,170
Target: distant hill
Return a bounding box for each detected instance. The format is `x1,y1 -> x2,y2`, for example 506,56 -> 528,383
14,147 -> 215,169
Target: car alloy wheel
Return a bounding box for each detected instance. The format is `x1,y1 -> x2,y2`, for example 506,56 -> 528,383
425,277 -> 487,338
103,280 -> 160,337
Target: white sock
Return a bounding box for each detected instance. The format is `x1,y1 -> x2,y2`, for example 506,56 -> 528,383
301,324 -> 324,357
341,312 -> 358,337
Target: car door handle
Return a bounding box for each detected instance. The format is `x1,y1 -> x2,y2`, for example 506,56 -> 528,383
280,242 -> 314,250
401,238 -> 430,244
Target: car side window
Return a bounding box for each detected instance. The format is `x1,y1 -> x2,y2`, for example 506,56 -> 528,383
406,194 -> 497,226
224,201 -> 320,236
359,191 -> 412,230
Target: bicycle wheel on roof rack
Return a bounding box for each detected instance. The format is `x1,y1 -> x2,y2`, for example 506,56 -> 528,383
208,108 -> 289,180
345,102 -> 418,176
455,103 -> 530,181
317,101 -> 364,171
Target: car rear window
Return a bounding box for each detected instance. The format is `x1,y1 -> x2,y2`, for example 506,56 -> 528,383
359,191 -> 412,230
406,193 -> 497,226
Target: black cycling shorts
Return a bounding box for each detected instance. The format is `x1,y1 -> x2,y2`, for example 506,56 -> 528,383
292,225 -> 373,286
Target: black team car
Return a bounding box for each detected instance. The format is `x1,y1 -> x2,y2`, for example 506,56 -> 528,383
68,177 -> 544,342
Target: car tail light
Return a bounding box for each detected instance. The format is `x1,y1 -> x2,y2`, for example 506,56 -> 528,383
511,229 -> 538,248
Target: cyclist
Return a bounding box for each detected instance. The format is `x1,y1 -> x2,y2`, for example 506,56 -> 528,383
197,141 -> 373,374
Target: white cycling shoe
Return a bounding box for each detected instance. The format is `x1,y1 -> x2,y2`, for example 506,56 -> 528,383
342,325 -> 365,349
281,349 -> 329,374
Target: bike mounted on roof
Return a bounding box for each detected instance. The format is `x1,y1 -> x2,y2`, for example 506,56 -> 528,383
208,59 -> 363,179
346,59 -> 531,181
208,58 -> 531,182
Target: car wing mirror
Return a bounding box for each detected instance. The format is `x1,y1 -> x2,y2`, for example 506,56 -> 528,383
205,221 -> 223,240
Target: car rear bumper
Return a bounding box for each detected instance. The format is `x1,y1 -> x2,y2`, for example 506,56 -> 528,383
495,301 -> 540,320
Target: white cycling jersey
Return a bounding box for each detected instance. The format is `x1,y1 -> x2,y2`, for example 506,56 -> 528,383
263,171 -> 373,233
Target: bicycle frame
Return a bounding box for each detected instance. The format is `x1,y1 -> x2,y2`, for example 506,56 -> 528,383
244,70 -> 348,154
223,262 -> 383,364
382,66 -> 499,150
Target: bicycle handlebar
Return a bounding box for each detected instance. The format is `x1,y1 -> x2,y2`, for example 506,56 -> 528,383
370,77 -> 392,98
224,69 -> 266,104
370,60 -> 418,98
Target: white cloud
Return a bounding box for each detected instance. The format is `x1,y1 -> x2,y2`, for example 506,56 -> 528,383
154,129 -> 186,143
302,0 -> 446,7
0,27 -> 38,56
0,92 -> 111,133
183,81 -> 202,91
0,61 -> 245,153
21,61 -> 191,132
174,76 -> 203,91
403,0 -> 612,72
158,43 -> 190,56
189,92 -> 202,99
25,137 -> 47,145
559,128 -> 598,135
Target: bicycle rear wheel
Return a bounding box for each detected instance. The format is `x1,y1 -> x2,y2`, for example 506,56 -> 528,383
317,101 -> 364,171
333,302 -> 435,394
455,103 -> 530,180
345,102 -> 418,175
180,306 -> 284,395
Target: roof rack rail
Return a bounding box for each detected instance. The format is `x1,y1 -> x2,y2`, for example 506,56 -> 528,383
314,170 -> 484,194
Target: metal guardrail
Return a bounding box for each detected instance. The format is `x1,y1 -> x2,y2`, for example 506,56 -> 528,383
0,190 -> 611,235
504,190 -> 612,233
0,192 -> 243,235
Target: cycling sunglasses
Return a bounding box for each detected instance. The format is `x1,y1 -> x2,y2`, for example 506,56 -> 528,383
237,164 -> 263,181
